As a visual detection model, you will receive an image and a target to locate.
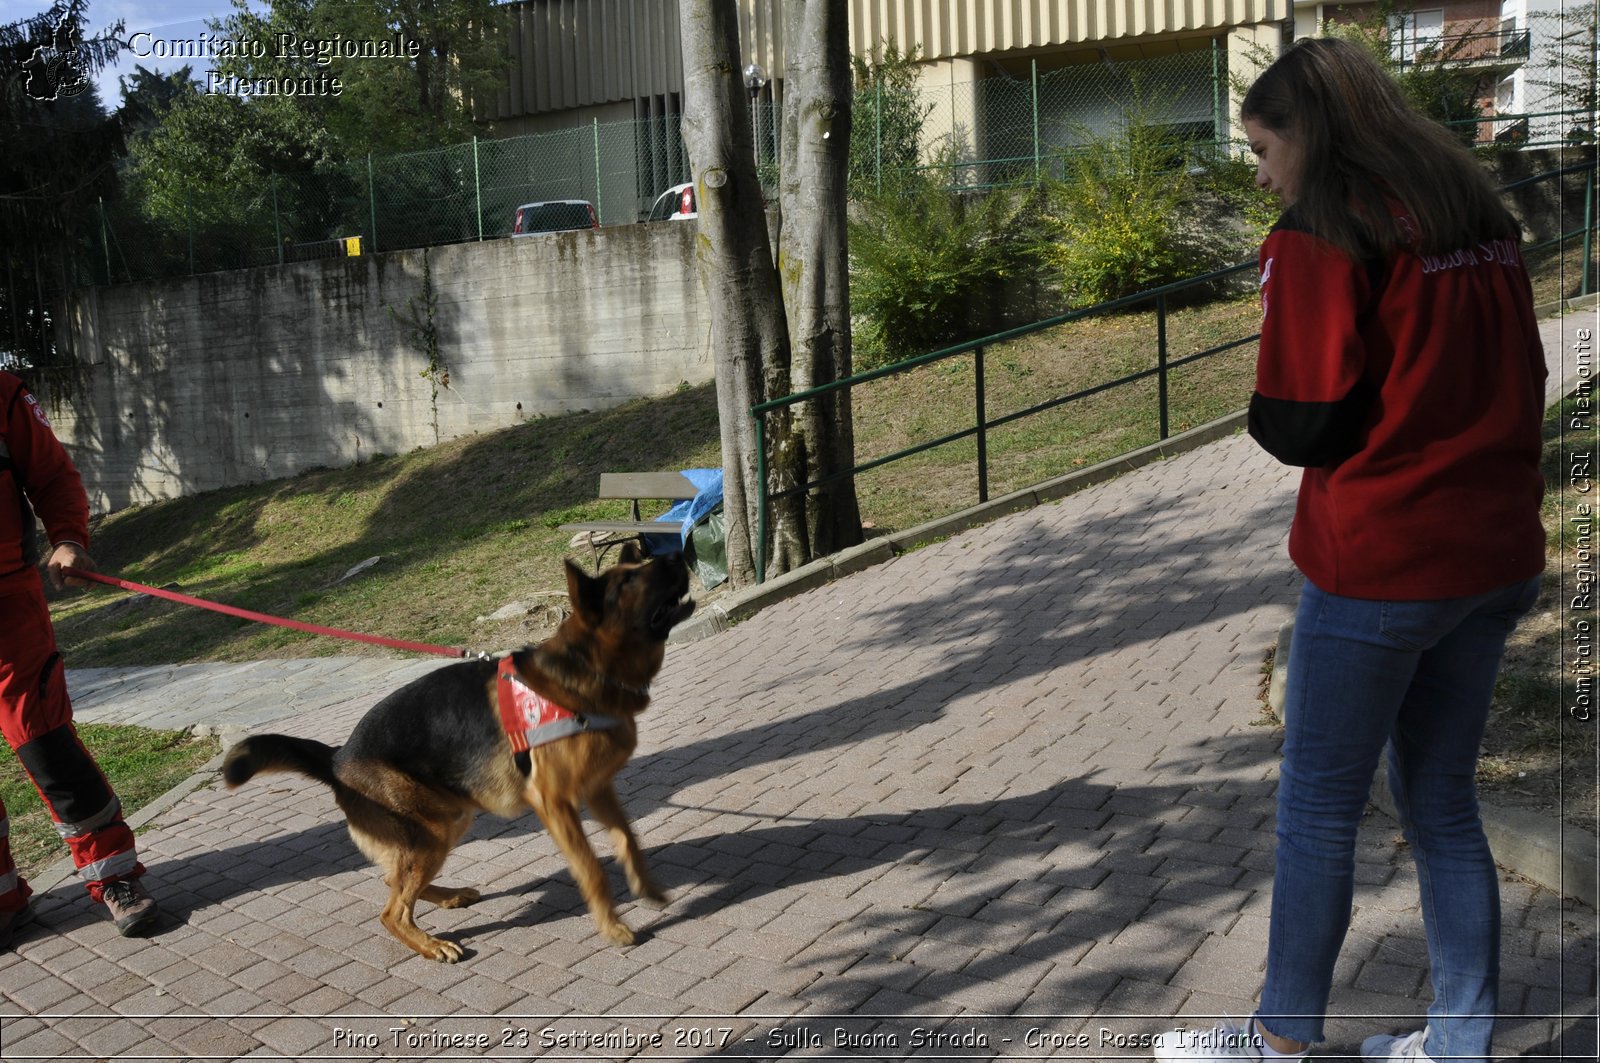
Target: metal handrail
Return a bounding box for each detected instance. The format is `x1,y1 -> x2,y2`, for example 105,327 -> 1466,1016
751,261 -> 1255,582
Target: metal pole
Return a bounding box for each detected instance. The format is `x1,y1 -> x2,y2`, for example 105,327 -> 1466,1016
271,174 -> 283,266
875,78 -> 883,194
473,136 -> 484,241
368,154 -> 378,253
975,346 -> 989,503
751,96 -> 761,170
1582,160 -> 1595,297
186,180 -> 195,274
99,197 -> 111,283
1157,294 -> 1170,439
755,414 -> 768,585
1212,38 -> 1223,154
1032,60 -> 1041,183
592,118 -> 603,223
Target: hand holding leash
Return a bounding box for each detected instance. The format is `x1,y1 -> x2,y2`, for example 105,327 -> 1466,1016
48,543 -> 94,591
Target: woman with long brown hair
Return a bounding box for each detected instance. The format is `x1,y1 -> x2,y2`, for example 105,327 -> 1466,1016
1154,37 -> 1546,1063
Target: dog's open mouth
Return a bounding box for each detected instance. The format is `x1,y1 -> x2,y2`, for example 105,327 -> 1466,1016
649,594 -> 696,636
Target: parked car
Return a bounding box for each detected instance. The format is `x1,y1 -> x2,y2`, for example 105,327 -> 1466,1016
512,200 -> 599,236
644,182 -> 696,222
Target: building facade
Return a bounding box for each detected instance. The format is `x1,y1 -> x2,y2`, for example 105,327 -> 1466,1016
483,0 -> 1290,219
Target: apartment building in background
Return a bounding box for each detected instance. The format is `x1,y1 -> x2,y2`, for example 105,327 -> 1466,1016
1296,0 -> 1584,145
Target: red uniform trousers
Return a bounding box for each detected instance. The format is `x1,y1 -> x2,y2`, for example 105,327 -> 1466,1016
0,579 -> 143,910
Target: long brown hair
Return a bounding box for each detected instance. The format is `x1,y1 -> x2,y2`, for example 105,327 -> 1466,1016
1241,37 -> 1518,260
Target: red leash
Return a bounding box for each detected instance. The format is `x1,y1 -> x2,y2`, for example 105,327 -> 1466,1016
63,567 -> 468,659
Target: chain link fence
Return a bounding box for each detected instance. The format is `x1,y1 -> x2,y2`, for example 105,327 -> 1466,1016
911,47 -> 1228,190
84,8 -> 1592,287
90,113 -> 697,284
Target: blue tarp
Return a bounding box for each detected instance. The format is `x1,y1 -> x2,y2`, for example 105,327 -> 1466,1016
646,468 -> 723,553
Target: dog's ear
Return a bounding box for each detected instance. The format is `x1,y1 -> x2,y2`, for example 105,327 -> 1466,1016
564,559 -> 606,624
618,540 -> 645,565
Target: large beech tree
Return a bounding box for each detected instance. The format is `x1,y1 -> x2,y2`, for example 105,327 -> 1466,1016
677,0 -> 862,586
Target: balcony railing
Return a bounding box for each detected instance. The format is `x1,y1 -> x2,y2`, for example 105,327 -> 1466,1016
1391,26 -> 1533,68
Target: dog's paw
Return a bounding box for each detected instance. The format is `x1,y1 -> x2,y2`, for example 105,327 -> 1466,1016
435,887 -> 481,909
423,937 -> 466,963
625,869 -> 665,905
600,920 -> 636,947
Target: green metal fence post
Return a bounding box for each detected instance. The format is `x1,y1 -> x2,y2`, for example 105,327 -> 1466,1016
1157,293 -> 1170,439
975,345 -> 989,502
592,119 -> 603,224
1032,60 -> 1042,184
875,78 -> 883,195
473,136 -> 484,242
367,154 -> 379,253
1212,38 -> 1224,155
1585,159 -> 1595,297
755,415 -> 768,585
99,197 -> 111,284
271,174 -> 284,266
185,180 -> 195,274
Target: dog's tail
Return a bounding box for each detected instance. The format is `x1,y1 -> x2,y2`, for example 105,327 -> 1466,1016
223,734 -> 339,790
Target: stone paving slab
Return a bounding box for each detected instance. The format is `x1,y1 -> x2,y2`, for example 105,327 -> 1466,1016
66,658 -> 449,737
0,308 -> 1592,1060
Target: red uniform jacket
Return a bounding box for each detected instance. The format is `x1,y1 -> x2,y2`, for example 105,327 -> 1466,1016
0,372 -> 89,593
1248,213 -> 1547,600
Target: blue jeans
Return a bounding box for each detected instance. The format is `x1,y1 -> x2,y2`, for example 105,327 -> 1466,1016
1257,576 -> 1540,1061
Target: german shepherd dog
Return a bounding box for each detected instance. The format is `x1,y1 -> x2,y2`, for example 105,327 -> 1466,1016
221,543 -> 695,962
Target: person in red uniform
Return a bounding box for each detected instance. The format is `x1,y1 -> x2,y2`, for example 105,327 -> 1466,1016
0,370 -> 159,945
1154,38 -> 1544,1063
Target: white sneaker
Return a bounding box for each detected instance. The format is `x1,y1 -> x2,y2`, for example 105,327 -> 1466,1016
1153,1018 -> 1267,1061
1361,1028 -> 1435,1061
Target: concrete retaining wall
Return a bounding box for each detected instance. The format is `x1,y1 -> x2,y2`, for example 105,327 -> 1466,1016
45,222 -> 709,514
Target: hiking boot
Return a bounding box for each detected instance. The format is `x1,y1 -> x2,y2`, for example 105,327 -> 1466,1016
1361,1028 -> 1436,1062
0,902 -> 34,951
101,878 -> 159,937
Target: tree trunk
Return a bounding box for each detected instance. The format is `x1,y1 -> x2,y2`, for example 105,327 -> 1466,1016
677,0 -> 802,585
777,0 -> 864,557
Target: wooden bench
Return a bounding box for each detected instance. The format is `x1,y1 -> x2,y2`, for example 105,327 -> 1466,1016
559,472 -> 700,564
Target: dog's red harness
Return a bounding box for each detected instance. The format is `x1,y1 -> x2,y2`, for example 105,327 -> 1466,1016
496,655 -> 620,753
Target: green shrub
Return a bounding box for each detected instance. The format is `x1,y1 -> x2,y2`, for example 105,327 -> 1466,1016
849,41 -> 933,197
1034,117 -> 1237,304
848,168 -> 1044,370
1191,152 -> 1280,250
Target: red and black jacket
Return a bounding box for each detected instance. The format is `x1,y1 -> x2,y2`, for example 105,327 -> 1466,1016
0,372 -> 89,593
1248,212 -> 1547,600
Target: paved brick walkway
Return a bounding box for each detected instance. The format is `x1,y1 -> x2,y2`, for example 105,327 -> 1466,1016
2,309 -> 1594,1060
